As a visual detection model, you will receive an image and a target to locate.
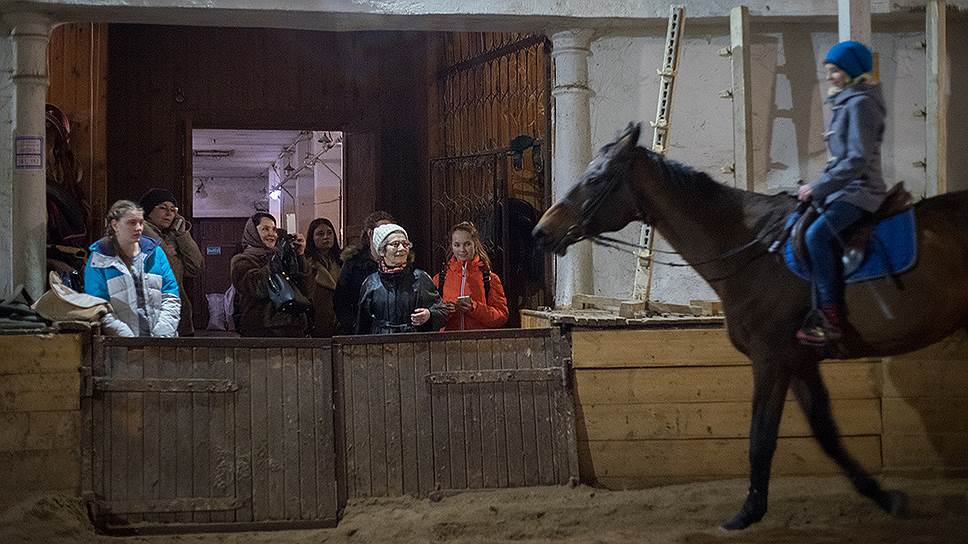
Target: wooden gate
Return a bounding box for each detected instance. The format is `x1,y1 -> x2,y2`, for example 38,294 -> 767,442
81,337 -> 339,534
334,328 -> 579,500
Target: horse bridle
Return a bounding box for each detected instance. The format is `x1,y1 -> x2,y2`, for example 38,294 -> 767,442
575,153 -> 777,273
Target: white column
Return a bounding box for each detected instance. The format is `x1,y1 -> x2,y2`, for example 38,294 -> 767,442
5,12 -> 50,299
550,29 -> 594,309
926,0 -> 948,197
0,28 -> 14,295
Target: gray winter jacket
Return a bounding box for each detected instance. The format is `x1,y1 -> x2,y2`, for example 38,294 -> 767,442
809,82 -> 888,213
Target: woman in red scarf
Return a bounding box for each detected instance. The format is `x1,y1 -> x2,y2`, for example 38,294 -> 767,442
433,221 -> 508,331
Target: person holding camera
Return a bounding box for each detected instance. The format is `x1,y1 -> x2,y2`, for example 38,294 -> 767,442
230,212 -> 309,337
356,224 -> 448,335
139,188 -> 204,336
432,221 -> 508,331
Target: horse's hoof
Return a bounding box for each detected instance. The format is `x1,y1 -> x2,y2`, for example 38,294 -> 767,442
886,490 -> 909,518
720,509 -> 765,531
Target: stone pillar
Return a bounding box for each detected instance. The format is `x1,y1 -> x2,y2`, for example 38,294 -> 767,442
5,12 -> 50,298
550,29 -> 594,308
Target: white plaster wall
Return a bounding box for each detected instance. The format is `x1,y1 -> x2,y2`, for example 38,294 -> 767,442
192,176 -> 267,218
0,33 -> 13,293
589,23 -> 930,304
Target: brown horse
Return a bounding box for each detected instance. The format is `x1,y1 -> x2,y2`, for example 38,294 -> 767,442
533,123 -> 968,530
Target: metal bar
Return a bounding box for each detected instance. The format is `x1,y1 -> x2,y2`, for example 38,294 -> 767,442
97,337 -> 333,349
438,34 -> 547,79
93,378 -> 239,393
95,497 -> 245,514
333,327 -> 553,346
426,367 -> 565,384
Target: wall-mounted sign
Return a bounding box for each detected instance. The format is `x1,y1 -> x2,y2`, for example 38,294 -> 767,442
15,136 -> 43,169
206,246 -> 222,256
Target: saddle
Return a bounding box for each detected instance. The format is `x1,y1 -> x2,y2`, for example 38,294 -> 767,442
790,183 -> 912,275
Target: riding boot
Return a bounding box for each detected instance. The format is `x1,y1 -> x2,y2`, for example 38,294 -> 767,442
796,306 -> 843,345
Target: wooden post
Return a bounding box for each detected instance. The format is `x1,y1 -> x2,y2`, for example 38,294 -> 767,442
926,0 -> 948,197
838,0 -> 871,44
729,6 -> 754,191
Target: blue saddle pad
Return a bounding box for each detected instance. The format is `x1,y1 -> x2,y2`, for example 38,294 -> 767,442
783,208 -> 917,283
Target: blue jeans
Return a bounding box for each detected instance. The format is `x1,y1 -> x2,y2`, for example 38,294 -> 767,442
804,201 -> 867,309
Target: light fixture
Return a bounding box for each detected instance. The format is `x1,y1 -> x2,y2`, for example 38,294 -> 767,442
283,160 -> 295,175
269,189 -> 281,200
193,149 -> 234,159
195,179 -> 209,199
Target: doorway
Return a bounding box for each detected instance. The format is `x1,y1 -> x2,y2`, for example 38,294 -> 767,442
189,129 -> 344,332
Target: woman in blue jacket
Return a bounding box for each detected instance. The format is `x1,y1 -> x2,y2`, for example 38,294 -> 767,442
796,41 -> 888,346
84,200 -> 181,337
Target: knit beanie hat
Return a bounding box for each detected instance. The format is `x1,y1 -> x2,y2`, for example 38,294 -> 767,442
824,41 -> 873,78
370,223 -> 408,260
139,188 -> 178,214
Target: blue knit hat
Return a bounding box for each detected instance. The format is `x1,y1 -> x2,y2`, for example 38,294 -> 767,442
824,41 -> 873,78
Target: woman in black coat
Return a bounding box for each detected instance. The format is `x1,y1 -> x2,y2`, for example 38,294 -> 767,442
334,210 -> 394,334
356,223 -> 448,335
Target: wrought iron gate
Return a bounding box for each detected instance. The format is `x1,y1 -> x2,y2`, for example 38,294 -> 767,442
430,33 -> 553,324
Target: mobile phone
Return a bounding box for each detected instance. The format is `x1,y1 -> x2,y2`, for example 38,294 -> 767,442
457,296 -> 472,304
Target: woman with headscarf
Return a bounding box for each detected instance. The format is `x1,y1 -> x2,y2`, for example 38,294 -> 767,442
356,223 -> 448,335
433,221 -> 508,331
139,188 -> 204,336
84,200 -> 181,337
303,217 -> 342,337
334,210 -> 395,334
230,212 -> 309,337
796,41 -> 887,346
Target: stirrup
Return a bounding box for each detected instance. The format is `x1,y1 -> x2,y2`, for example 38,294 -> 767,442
796,310 -> 842,346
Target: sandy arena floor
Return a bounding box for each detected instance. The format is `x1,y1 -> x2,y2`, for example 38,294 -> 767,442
2,476 -> 966,544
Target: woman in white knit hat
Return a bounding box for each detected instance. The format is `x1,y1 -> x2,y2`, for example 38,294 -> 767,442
356,223 -> 448,334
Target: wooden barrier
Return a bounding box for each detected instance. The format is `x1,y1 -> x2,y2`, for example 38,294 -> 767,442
0,331 -> 85,508
523,310 -> 968,488
333,328 -> 579,500
84,337 -> 339,533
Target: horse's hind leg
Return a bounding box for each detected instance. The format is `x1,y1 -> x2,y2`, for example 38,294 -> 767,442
722,360 -> 791,530
790,363 -> 908,516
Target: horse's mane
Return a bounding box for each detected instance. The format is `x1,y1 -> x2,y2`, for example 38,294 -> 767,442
639,146 -> 795,235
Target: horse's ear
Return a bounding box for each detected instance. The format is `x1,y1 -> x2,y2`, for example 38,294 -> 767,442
614,122 -> 642,158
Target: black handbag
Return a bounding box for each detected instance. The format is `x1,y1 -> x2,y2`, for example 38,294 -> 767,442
267,272 -> 311,315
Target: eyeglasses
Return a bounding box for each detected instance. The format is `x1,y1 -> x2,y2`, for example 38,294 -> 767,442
386,241 -> 412,250
155,205 -> 178,214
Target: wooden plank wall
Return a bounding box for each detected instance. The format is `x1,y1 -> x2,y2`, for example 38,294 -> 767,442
47,23 -> 109,241
522,317 -> 966,488
91,339 -> 338,529
0,333 -> 85,508
105,26 -> 434,267
335,329 -> 577,499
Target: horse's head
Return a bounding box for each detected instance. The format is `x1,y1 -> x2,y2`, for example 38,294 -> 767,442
533,122 -> 647,255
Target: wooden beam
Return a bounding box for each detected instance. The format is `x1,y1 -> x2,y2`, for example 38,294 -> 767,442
838,0 -> 871,43
729,6 -> 754,191
926,0 -> 948,197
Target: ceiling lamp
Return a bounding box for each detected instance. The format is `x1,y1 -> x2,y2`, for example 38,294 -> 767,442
193,149 -> 234,158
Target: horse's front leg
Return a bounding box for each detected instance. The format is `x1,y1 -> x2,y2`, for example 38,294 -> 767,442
722,358 -> 791,530
790,363 -> 908,516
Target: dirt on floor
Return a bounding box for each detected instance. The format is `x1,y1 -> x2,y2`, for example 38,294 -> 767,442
1,476 -> 966,544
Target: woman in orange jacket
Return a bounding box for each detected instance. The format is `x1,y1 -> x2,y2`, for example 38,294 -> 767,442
433,221 -> 509,331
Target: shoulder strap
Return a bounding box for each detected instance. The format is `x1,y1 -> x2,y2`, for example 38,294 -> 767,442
482,267 -> 490,298
437,263 -> 447,293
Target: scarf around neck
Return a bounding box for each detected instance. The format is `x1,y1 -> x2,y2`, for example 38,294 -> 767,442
379,258 -> 407,275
